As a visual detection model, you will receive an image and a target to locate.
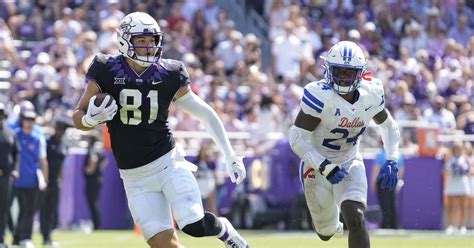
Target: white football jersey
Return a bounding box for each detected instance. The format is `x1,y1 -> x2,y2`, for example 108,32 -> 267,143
300,79 -> 385,164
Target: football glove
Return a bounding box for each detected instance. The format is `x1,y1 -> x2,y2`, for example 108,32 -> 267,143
226,155 -> 246,184
82,95 -> 118,128
376,160 -> 398,191
319,159 -> 349,184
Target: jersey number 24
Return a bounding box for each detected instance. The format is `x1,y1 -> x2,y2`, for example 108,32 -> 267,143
322,127 -> 366,150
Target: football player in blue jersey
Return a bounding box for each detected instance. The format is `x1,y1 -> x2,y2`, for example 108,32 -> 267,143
289,41 -> 400,248
72,12 -> 249,248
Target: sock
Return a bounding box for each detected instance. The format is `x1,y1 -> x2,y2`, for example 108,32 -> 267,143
217,218 -> 228,241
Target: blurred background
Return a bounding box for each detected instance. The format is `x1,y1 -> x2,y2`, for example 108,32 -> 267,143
0,0 -> 473,241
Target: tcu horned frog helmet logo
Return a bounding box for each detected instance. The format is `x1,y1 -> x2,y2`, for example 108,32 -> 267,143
322,41 -> 367,95
116,12 -> 163,67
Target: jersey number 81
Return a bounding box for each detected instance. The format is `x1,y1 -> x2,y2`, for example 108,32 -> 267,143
119,89 -> 158,125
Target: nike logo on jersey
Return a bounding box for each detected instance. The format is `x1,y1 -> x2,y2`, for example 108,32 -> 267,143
365,106 -> 372,111
152,80 -> 163,85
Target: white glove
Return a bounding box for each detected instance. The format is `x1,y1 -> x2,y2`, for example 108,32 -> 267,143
81,95 -> 118,128
226,155 -> 246,184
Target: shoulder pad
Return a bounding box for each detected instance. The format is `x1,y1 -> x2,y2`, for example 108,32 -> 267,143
159,59 -> 183,72
359,78 -> 385,108
305,80 -> 333,101
301,80 -> 332,116
94,53 -> 116,64
360,78 -> 384,96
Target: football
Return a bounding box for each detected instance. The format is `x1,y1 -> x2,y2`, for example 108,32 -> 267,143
93,93 -> 114,107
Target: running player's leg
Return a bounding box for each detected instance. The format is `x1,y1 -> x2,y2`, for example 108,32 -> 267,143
147,230 -> 181,248
163,160 -> 249,247
121,166 -> 180,248
126,189 -> 179,248
333,159 -> 369,248
300,161 -> 342,241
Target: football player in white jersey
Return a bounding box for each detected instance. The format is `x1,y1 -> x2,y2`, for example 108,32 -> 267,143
289,41 -> 400,248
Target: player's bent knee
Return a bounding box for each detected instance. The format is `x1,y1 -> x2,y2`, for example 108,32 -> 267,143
147,229 -> 180,248
181,212 -> 221,237
341,200 -> 366,230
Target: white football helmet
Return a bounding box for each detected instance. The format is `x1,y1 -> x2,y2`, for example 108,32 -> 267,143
117,12 -> 163,67
323,41 -> 366,95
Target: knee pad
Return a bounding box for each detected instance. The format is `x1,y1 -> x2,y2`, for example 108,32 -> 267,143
181,212 -> 221,237
341,200 -> 365,230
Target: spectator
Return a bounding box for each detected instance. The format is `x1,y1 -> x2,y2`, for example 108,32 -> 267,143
83,131 -> 107,230
370,146 -> 405,229
29,52 -> 57,89
96,17 -> 118,53
465,142 -> 474,230
214,30 -> 244,75
99,0 -> 125,24
12,108 -> 48,247
0,19 -> 18,64
445,0 -> 474,28
448,14 -> 473,46
202,0 -> 219,28
423,96 -> 457,133
399,21 -> 427,57
40,117 -> 70,247
436,58 -> 463,92
272,21 -> 303,81
193,26 -> 217,69
268,0 -> 288,39
193,142 -> 218,215
445,142 -> 471,235
457,103 -> 474,135
0,103 -> 17,248
53,8 -> 81,43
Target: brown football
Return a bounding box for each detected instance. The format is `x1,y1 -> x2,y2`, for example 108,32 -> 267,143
94,93 -> 114,107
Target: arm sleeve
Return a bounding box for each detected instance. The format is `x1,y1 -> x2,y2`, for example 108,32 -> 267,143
377,112 -> 400,161
289,125 -> 327,169
174,90 -> 235,158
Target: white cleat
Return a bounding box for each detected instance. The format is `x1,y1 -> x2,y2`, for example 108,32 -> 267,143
218,217 -> 250,248
445,225 -> 455,235
19,240 -> 35,248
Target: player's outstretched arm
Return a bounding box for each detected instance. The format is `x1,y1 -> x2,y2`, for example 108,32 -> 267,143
72,80 -> 117,131
373,108 -> 401,191
290,110 -> 348,184
174,85 -> 246,184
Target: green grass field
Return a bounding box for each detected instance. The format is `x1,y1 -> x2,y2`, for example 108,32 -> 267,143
5,230 -> 474,248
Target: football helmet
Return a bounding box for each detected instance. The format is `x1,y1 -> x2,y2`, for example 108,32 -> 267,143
117,12 -> 163,67
323,41 -> 366,95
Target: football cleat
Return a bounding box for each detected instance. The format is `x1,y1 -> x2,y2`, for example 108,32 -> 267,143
218,217 -> 250,248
